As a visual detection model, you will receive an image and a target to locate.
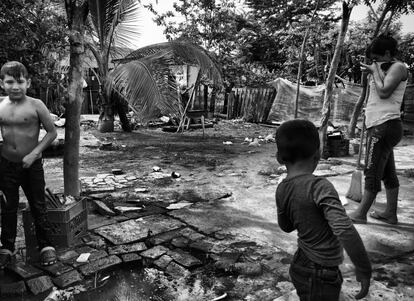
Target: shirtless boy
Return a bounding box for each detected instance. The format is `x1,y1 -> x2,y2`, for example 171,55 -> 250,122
0,61 -> 57,268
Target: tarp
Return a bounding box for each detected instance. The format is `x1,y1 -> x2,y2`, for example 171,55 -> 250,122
267,78 -> 362,124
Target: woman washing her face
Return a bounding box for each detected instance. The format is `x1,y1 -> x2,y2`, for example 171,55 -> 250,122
349,35 -> 408,225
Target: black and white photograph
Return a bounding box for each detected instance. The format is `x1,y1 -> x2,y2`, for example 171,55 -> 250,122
0,0 -> 413,300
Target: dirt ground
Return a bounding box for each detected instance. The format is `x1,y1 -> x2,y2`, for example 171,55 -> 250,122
10,116 -> 414,300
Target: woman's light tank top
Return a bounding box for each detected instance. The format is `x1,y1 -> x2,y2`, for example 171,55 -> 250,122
365,62 -> 407,129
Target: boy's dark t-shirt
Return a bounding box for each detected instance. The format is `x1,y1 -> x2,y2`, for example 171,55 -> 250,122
276,174 -> 357,267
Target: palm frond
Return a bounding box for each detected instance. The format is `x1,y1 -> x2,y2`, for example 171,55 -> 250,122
88,0 -> 142,51
107,51 -> 182,121
111,0 -> 142,50
109,46 -> 135,61
88,0 -> 106,49
115,41 -> 223,86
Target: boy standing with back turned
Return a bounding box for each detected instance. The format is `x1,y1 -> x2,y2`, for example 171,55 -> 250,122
0,61 -> 57,268
275,119 -> 371,300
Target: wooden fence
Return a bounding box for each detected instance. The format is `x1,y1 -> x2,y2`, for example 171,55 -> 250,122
215,87 -> 277,123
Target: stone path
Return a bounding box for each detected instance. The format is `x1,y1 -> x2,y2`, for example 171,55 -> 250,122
1,169 -> 293,300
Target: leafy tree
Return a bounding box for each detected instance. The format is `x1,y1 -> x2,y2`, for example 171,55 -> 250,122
0,0 -> 67,108
243,0 -> 339,79
86,0 -> 143,133
145,0 -> 253,86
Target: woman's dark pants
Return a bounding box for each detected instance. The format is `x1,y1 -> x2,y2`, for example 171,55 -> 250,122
364,119 -> 403,193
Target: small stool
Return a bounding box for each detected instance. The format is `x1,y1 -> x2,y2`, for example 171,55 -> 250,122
185,110 -> 206,138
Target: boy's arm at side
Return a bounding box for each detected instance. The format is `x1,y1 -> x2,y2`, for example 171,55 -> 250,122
34,99 -> 57,154
22,100 -> 57,168
320,198 -> 372,277
25,100 -> 57,162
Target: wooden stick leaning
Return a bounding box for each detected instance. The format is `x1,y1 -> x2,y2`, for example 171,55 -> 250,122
176,84 -> 195,133
345,84 -> 370,202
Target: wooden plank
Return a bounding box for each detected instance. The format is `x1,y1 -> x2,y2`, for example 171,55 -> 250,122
262,88 -> 276,123
253,88 -> 263,122
227,92 -> 234,119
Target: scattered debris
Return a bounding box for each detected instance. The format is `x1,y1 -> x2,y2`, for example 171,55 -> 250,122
114,206 -> 143,213
54,118 -> 66,127
153,166 -> 162,172
99,141 -> 112,150
340,196 -> 349,206
45,188 -> 63,208
211,293 -> 228,301
264,133 -> 275,142
160,116 -> 170,123
43,287 -> 74,301
76,253 -> 90,263
92,199 -> 117,216
111,168 -> 123,175
167,202 -> 193,210
249,138 -> 260,147
171,171 -> 181,178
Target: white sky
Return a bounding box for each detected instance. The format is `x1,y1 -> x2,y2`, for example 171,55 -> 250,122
136,1 -> 414,48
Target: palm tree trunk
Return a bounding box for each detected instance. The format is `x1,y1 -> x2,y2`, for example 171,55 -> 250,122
64,1 -> 89,197
98,95 -> 115,132
319,1 -> 352,156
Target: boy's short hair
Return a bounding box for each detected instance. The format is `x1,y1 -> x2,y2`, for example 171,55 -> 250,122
276,119 -> 320,164
0,61 -> 29,80
369,35 -> 398,57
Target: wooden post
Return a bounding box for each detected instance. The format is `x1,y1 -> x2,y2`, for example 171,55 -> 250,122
89,87 -> 94,114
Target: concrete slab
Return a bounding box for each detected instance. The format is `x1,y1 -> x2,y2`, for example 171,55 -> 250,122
26,276 -> 53,295
107,242 -> 147,255
329,174 -> 414,260
0,281 -> 26,296
140,245 -> 169,259
78,255 -> 122,276
6,262 -> 43,280
121,253 -> 142,263
36,261 -> 73,277
94,214 -> 185,245
87,213 -> 119,231
167,249 -> 202,268
153,255 -> 173,269
165,261 -> 190,278
168,205 -> 223,234
52,270 -> 83,289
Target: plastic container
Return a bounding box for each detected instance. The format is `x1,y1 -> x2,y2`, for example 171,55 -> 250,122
23,198 -> 88,262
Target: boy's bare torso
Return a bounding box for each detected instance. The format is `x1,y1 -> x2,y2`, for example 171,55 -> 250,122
0,96 -> 41,162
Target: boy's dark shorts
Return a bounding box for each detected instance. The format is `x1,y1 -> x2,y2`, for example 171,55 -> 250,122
364,119 -> 402,193
289,249 -> 342,301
